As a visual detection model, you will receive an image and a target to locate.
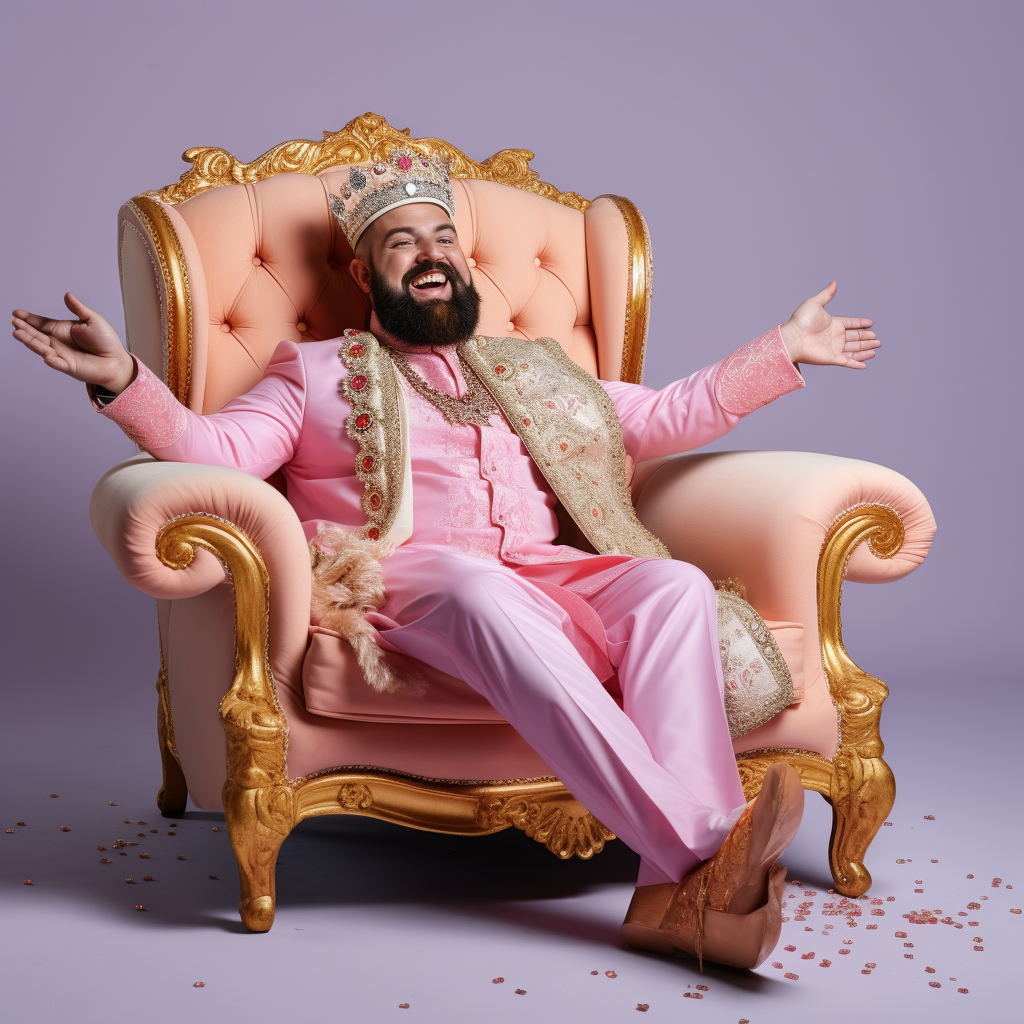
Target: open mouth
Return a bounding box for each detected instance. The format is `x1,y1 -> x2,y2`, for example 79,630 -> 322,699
409,268 -> 451,294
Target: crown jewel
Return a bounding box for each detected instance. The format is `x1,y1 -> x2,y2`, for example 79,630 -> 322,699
329,149 -> 455,248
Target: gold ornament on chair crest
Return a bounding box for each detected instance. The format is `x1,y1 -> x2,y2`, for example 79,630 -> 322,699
140,114 -> 907,930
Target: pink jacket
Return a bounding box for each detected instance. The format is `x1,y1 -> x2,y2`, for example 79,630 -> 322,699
94,326 -> 803,564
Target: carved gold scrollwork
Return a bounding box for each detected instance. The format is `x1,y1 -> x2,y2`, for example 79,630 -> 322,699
150,112 -> 590,211
475,794 -> 615,861
337,782 -> 373,811
156,512 -> 294,931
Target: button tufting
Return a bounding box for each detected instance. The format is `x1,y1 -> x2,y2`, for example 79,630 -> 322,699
466,257 -> 477,268
507,321 -> 515,332
296,322 -> 307,332
220,323 -> 232,333
534,257 -> 541,267
252,256 -> 262,266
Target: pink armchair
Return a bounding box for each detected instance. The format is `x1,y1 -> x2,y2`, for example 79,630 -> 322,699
91,114 -> 936,932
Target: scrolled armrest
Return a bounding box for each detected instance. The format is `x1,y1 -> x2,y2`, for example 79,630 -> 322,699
90,453 -> 312,680
632,450 -> 935,621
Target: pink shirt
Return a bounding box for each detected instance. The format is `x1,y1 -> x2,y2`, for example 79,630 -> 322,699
94,325 -> 804,567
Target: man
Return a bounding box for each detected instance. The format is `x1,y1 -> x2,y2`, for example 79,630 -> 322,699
11,151 -> 879,970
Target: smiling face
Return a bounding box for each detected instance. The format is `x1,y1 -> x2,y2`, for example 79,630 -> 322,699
348,203 -> 480,347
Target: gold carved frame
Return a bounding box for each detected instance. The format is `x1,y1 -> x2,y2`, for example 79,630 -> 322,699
138,114 -> 897,931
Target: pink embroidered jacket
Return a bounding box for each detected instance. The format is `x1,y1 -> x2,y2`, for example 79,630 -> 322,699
93,326 -> 803,565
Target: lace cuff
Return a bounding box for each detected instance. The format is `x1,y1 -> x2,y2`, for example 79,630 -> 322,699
713,325 -> 805,416
89,356 -> 188,449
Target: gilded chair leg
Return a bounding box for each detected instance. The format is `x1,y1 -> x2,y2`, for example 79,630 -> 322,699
223,782 -> 296,933
156,672 -> 188,817
827,754 -> 895,897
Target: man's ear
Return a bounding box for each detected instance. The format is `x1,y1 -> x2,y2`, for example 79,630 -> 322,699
348,257 -> 372,295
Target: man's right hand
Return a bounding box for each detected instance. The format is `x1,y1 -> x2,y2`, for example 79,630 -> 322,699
12,293 -> 135,394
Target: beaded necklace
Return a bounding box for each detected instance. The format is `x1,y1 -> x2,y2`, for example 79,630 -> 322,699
388,346 -> 498,427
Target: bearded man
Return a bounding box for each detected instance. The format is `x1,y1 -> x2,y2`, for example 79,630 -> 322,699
12,151 -> 880,970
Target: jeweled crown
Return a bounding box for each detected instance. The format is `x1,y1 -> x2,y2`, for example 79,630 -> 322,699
328,149 -> 455,248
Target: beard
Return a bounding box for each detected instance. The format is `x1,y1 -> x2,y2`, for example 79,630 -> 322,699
370,260 -> 481,348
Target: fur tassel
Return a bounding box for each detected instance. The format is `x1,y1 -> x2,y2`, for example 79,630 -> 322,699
308,523 -> 423,695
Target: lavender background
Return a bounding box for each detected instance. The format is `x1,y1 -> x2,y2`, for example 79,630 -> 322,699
1,3 -> 1020,1021
2,0 -> 1021,710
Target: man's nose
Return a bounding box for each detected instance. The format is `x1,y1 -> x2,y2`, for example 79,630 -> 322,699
416,239 -> 445,263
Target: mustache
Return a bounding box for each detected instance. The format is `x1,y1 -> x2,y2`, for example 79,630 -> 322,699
401,260 -> 457,291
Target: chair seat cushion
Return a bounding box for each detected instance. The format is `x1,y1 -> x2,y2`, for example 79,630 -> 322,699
302,619 -> 805,727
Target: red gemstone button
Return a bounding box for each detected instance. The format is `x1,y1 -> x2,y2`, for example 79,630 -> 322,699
367,527 -> 380,540
398,156 -> 412,170
494,365 -> 506,374
522,417 -> 531,426
591,508 -> 599,517
349,343 -> 365,357
355,413 -> 371,429
361,455 -> 375,472
350,374 -> 367,390
368,492 -> 382,510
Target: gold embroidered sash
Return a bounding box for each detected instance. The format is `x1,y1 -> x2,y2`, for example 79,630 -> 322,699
459,335 -> 671,559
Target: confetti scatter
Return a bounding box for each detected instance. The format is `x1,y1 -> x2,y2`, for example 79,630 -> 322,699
178,856 -> 186,860
209,875 -> 218,880
6,829 -> 13,833
696,985 -> 708,991
838,949 -> 850,956
925,967 -> 935,974
958,989 -> 969,994
605,971 -> 617,978
784,973 -> 799,981
991,877 -> 1002,887
636,1004 -> 649,1012
49,794 -> 58,798
966,874 -> 974,879
515,989 -> 526,995
143,875 -> 153,882
801,952 -> 814,960
139,853 -> 150,859
819,960 -> 831,968
109,801 -> 116,806
1011,908 -> 1022,914
17,822 -> 26,827
493,978 -> 504,984
398,1004 -> 409,1009
134,904 -> 145,911
973,945 -> 984,951
22,879 -> 32,885
193,982 -> 205,988
896,931 -> 908,938
590,971 -> 598,976
772,962 -> 784,969
923,815 -> 935,820
865,963 -> 877,969
928,982 -> 941,988
784,944 -> 796,952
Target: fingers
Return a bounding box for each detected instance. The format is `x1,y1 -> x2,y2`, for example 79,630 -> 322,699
11,309 -> 59,333
64,292 -> 98,321
840,316 -> 873,329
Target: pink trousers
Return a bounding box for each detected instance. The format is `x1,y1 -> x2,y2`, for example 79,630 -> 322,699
372,547 -> 747,886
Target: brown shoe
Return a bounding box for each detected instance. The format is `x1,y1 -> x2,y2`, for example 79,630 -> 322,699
621,763 -> 803,970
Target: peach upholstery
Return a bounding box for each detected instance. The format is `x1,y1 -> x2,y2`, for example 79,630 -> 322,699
302,618 -> 807,725
632,450 -> 936,757
121,173 -> 631,417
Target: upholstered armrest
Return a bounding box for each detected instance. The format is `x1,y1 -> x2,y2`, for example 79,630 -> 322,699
90,453 -> 312,681
632,448 -> 935,632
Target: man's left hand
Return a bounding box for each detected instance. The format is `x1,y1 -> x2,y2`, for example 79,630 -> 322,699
779,281 -> 879,369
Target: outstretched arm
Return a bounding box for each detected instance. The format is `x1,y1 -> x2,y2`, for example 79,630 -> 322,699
12,295 -> 305,477
604,281 -> 880,464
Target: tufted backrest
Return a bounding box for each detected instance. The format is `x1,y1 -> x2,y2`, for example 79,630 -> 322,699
119,166 -> 644,414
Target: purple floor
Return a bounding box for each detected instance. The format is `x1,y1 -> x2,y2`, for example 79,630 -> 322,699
2,670 -> 1018,1024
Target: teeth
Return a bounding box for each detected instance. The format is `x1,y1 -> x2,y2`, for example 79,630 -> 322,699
413,271 -> 447,287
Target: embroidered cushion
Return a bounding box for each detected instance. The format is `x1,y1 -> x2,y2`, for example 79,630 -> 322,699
715,589 -> 795,739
